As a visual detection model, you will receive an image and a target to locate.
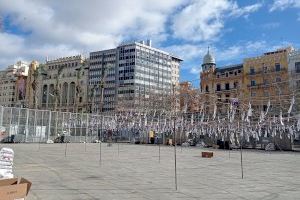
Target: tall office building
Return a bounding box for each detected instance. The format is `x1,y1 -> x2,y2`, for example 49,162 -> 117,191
89,49 -> 117,113
89,40 -> 182,113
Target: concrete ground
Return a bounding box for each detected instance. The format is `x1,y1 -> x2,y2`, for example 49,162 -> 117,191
3,143 -> 300,200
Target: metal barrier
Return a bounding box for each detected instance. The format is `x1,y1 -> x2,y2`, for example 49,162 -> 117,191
0,106 -> 299,150
0,106 -> 114,143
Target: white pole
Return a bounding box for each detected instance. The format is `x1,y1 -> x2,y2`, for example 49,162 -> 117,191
240,121 -> 244,179
48,111 -> 51,141
96,115 -> 99,141
68,112 -> 71,141
25,108 -> 29,142
74,113 -> 77,143
173,115 -> 177,190
61,112 -> 65,146
62,112 -> 64,138
0,106 -> 3,126
38,111 -> 44,150
9,108 -> 13,142
80,110 -> 83,142
34,109 -> 37,143
99,140 -> 102,166
17,108 -> 21,137
85,113 -> 89,151
55,111 -> 58,138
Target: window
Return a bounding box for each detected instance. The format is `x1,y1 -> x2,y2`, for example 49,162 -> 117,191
275,63 -> 281,71
263,79 -> 268,85
295,62 -> 300,73
251,92 -> 256,97
234,81 -> 239,88
225,83 -> 230,90
251,80 -> 256,86
216,84 -> 221,91
276,77 -> 281,82
225,94 -> 230,103
263,66 -> 268,73
205,85 -> 209,92
250,67 -> 255,75
264,91 -> 269,97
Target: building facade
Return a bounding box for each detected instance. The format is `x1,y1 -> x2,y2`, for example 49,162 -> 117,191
89,40 -> 182,113
288,49 -> 300,114
243,47 -> 293,114
200,49 -> 243,116
179,81 -> 200,113
38,55 -> 88,112
89,48 -> 117,113
0,61 -> 29,107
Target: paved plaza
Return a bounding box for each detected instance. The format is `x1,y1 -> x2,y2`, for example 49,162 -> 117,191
3,143 -> 300,200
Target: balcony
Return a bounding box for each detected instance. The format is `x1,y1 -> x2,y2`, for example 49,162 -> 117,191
215,73 -> 242,80
246,68 -> 287,76
247,82 -> 288,89
215,88 -> 238,92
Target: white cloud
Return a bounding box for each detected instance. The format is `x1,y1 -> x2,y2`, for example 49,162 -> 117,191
172,0 -> 231,42
190,66 -> 202,75
163,44 -> 205,61
0,0 -> 186,67
172,0 -> 262,42
217,41 -> 267,62
269,0 -> 300,12
230,3 -> 263,18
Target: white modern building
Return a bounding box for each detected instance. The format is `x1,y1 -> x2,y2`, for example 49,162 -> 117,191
89,48 -> 117,113
89,40 -> 182,113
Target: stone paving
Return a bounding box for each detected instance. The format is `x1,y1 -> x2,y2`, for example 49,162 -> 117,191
2,143 -> 300,200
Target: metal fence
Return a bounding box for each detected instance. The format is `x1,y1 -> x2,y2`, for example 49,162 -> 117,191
0,106 -> 117,143
0,106 -> 299,150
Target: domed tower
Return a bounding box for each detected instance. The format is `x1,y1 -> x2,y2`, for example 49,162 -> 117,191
201,47 -> 216,72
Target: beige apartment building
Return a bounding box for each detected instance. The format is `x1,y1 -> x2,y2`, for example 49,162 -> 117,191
36,55 -> 89,112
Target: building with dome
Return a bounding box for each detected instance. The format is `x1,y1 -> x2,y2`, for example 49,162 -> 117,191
200,48 -> 244,116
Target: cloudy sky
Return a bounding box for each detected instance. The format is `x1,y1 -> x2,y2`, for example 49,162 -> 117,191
0,0 -> 300,85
